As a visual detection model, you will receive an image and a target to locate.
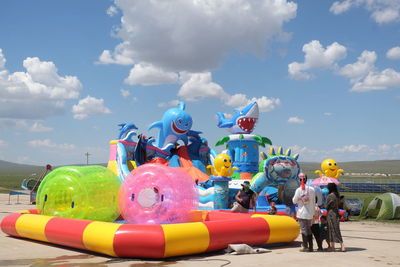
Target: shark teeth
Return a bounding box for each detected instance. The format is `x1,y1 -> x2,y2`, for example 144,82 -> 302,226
237,117 -> 258,133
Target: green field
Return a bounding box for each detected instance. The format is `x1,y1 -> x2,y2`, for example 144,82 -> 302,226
1,159 -> 400,192
0,161 -> 45,193
300,160 -> 400,179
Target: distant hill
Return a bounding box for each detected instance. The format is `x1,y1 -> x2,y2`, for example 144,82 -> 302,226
1,159 -> 399,191
300,160 -> 400,178
0,160 -> 45,174
0,160 -> 107,172
0,160 -> 106,191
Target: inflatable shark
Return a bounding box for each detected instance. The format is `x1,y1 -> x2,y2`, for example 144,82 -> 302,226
217,102 -> 259,134
148,102 -> 193,152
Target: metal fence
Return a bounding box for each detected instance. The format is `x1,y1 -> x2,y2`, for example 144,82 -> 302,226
338,177 -> 400,194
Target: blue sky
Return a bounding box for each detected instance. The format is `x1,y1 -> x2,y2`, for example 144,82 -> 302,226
0,0 -> 399,166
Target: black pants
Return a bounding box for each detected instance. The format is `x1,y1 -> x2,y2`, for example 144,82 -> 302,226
311,224 -> 323,250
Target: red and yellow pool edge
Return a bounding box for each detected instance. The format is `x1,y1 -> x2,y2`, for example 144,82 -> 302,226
1,210 -> 299,258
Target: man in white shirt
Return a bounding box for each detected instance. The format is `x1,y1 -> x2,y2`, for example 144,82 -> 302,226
292,173 -> 321,252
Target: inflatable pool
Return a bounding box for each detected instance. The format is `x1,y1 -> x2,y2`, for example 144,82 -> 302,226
1,209 -> 299,258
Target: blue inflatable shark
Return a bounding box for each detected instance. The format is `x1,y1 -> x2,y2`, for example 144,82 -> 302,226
216,102 -> 259,134
148,102 -> 193,152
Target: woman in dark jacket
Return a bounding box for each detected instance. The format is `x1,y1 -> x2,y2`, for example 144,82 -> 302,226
325,183 -> 346,252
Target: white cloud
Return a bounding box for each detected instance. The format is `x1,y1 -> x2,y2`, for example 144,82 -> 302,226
97,42 -> 135,65
330,0 -> 352,14
276,143 -> 400,162
0,119 -> 29,129
251,96 -> 281,112
178,72 -> 227,101
28,139 -> 76,150
0,119 -> 52,133
330,0 -> 400,24
351,68 -> 400,92
226,94 -> 281,112
224,93 -> 248,107
106,5 -> 119,17
158,99 -> 180,108
0,49 -> 6,69
288,116 -> 304,124
378,144 -> 391,152
287,145 -> 319,157
101,0 -> 297,72
30,122 -> 53,132
177,72 -> 280,112
334,144 -> 369,153
324,112 -> 333,116
120,89 -> 130,98
0,51 -> 82,120
125,63 -> 179,85
387,46 -> 400,60
288,40 -> 347,80
0,139 -> 7,147
372,6 -> 399,24
338,50 -> 400,92
339,50 -> 377,83
72,96 -> 111,120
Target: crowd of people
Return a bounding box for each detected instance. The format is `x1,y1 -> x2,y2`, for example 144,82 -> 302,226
230,172 -> 346,252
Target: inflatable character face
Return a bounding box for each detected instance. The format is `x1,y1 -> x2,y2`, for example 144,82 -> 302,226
217,101 -> 259,134
170,109 -> 192,135
321,158 -> 339,177
250,147 -> 300,194
207,153 -> 238,177
266,157 -> 300,185
148,102 -> 193,150
214,154 -> 233,171
263,147 -> 300,186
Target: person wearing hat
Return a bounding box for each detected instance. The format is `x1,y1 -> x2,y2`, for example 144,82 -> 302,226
231,181 -> 257,213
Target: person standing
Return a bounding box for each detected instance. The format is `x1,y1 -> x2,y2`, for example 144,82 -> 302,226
325,183 -> 346,252
311,200 -> 323,251
292,173 -> 321,252
231,181 -> 257,213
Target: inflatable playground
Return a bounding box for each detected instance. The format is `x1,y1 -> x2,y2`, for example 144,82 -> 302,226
1,101 -> 347,258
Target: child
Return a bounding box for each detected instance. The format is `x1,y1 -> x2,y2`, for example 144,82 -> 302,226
319,215 -> 330,250
269,201 -> 277,215
311,202 -> 323,251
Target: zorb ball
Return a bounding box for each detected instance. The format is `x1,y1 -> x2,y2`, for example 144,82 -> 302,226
36,166 -> 121,222
119,164 -> 198,224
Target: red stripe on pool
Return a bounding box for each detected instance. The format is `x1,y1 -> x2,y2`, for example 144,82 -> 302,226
113,224 -> 165,258
0,213 -> 22,237
45,217 -> 92,250
205,216 -> 270,251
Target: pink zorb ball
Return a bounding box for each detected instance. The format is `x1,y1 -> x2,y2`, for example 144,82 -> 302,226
119,164 -> 198,224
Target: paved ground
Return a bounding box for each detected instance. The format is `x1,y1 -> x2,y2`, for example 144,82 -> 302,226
1,193 -> 400,267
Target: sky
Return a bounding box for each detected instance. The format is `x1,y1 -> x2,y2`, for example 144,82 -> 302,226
0,0 -> 400,166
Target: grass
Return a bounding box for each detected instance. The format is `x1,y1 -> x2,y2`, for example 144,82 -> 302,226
340,192 -> 385,201
301,160 -> 400,175
349,216 -> 400,224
